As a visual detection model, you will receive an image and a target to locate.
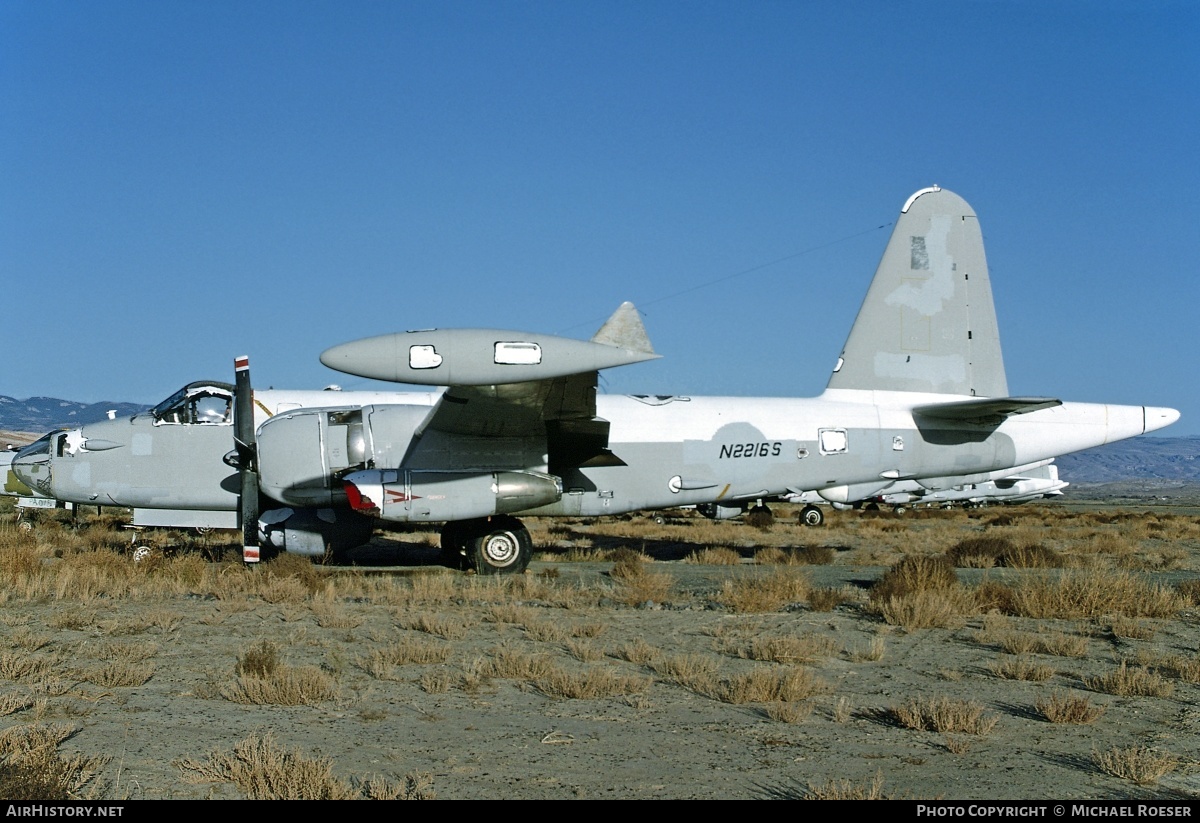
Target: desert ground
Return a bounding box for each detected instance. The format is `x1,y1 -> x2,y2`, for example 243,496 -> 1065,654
2,493 -> 1200,801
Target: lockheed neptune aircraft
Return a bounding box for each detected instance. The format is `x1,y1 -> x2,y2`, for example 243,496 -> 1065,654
12,187 -> 1178,573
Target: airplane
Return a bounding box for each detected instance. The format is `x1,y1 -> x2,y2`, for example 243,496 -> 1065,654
13,186 -> 1179,574
779,460 -> 1067,520
870,462 -> 1068,511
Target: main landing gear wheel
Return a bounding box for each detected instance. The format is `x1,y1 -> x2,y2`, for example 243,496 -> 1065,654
469,515 -> 533,575
131,545 -> 161,564
799,505 -> 824,527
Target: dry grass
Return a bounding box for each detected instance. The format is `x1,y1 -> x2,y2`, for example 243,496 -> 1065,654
1091,745 -> 1178,786
360,636 -> 452,679
1036,690 -> 1105,724
177,733 -> 434,799
946,536 -> 1064,569
1000,570 -> 1184,620
721,633 -> 839,664
1136,651 -> 1200,684
0,652 -> 55,682
533,664 -> 652,699
875,587 -> 978,629
800,772 -> 893,800
989,656 -> 1055,682
715,569 -> 810,613
887,696 -> 999,735
846,636 -> 887,662
807,585 -> 855,611
0,723 -> 109,800
0,693 -> 35,717
870,554 -> 959,601
715,665 -> 828,704
399,613 -> 472,640
652,653 -> 723,688
1085,661 -> 1175,698
685,546 -> 743,565
763,700 -> 813,723
220,640 -> 338,705
481,645 -> 557,680
659,657 -> 828,705
612,638 -> 660,666
974,620 -> 1090,658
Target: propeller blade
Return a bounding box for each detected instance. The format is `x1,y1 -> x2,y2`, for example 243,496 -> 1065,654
234,355 -> 260,564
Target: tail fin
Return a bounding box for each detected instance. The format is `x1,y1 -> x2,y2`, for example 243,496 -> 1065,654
827,187 -> 1007,397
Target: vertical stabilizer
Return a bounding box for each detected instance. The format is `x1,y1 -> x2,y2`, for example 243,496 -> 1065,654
827,187 -> 1007,397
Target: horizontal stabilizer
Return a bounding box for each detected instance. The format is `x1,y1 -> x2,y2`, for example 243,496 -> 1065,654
913,396 -> 1062,425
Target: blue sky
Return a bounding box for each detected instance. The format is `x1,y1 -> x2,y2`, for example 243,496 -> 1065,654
3,1 -> 1197,436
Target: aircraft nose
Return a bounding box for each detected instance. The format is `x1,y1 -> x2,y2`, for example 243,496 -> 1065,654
11,438 -> 53,496
1144,406 -> 1180,433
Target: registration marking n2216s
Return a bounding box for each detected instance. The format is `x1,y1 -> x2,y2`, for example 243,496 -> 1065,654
719,442 -> 782,459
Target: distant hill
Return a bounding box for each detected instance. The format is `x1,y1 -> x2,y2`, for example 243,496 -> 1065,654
1054,435 -> 1200,483
0,394 -> 150,432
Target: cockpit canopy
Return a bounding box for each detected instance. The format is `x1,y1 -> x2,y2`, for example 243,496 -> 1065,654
151,381 -> 234,426
14,431 -> 55,458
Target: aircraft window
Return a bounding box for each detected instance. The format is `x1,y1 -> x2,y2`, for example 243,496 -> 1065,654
19,433 -> 53,457
153,388 -> 232,425
193,394 -> 232,424
410,345 -> 443,369
152,387 -> 191,423
494,341 -> 541,365
818,428 -> 848,455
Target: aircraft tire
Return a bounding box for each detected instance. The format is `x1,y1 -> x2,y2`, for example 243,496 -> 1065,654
469,515 -> 532,575
131,545 -> 161,564
893,505 -> 907,516
800,505 -> 824,527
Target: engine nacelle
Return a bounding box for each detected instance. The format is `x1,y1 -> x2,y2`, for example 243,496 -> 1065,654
257,407 -> 374,508
343,469 -> 562,523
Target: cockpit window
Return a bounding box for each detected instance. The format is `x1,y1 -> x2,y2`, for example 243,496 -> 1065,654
152,383 -> 233,425
17,432 -> 54,457
194,394 -> 232,424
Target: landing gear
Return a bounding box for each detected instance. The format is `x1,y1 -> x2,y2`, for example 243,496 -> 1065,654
799,505 -> 824,527
440,515 -> 533,575
439,519 -> 471,569
893,504 -> 907,516
131,545 -> 162,564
